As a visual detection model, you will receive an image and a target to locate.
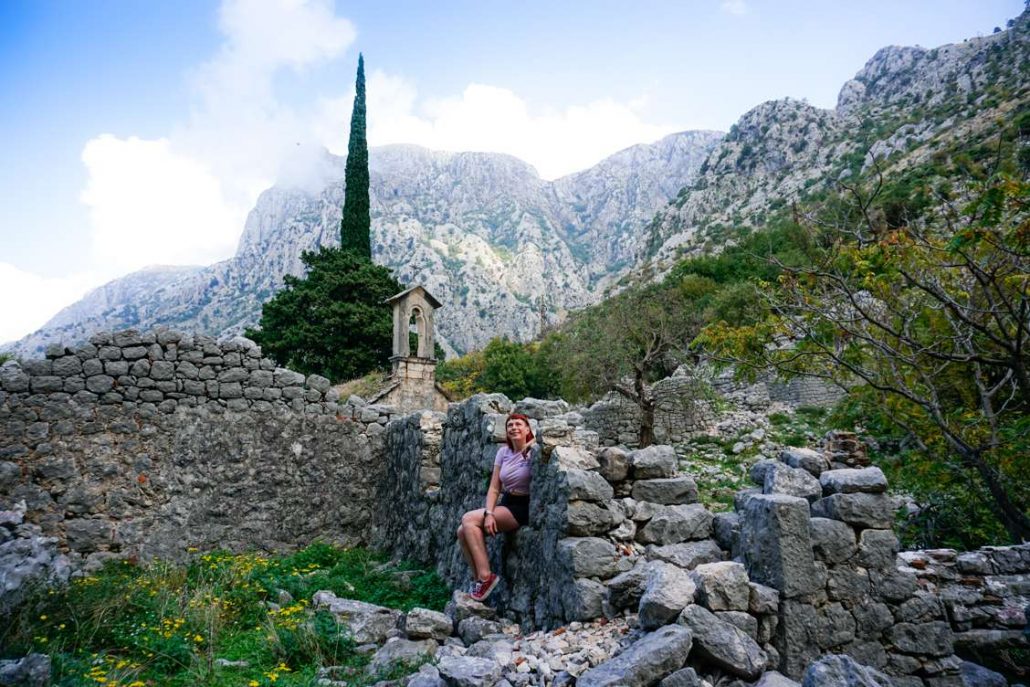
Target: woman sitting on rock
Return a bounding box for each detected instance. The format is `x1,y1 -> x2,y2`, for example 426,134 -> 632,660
456,413 -> 534,601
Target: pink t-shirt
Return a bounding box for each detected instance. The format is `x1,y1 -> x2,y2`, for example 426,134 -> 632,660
494,446 -> 532,495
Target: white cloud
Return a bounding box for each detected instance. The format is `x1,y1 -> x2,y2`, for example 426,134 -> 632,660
80,135 -> 243,271
0,264 -> 100,344
77,0 -> 357,279
318,73 -> 677,180
721,0 -> 749,16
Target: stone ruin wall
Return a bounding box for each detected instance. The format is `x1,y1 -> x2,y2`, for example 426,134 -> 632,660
0,328 -> 401,576
2,327 -> 1027,683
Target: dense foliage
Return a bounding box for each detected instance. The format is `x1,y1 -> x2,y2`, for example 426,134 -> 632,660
437,337 -> 554,400
2,544 -> 448,686
341,54 -> 371,258
699,159 -> 1030,542
246,247 -> 401,382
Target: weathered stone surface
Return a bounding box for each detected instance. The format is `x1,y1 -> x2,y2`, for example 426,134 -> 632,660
754,671 -> 801,687
564,469 -> 615,502
750,458 -> 780,486
559,537 -> 622,579
577,625 -> 693,687
457,616 -> 503,645
739,494 -> 818,598
811,493 -> 897,529
639,563 -> 697,629
313,591 -> 402,644
779,448 -> 829,476
632,476 -> 699,505
646,540 -> 724,571
567,501 -> 623,536
851,601 -> 894,639
404,607 -> 453,640
819,467 -> 887,495
809,517 -> 858,564
958,660 -> 1006,687
562,577 -> 606,621
629,445 -> 678,479
763,463 -> 822,502
854,529 -> 899,570
366,638 -> 436,675
801,654 -> 893,687
436,655 -> 502,687
597,446 -> 629,482
816,601 -> 857,648
638,504 -> 713,545
0,653 -> 51,687
887,621 -> 954,656
712,512 -> 739,552
690,561 -> 750,612
716,609 -> 758,639
869,569 -> 918,602
606,560 -> 662,611
749,582 -> 779,614
658,667 -> 702,687
678,604 -> 767,680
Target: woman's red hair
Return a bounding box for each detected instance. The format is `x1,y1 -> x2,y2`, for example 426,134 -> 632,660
504,413 -> 534,450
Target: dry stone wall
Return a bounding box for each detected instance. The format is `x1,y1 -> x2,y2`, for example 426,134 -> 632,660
0,329 -> 398,577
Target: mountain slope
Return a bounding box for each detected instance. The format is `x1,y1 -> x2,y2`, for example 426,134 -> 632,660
9,131 -> 722,358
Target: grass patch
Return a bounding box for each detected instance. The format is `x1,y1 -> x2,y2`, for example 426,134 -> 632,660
2,544 -> 448,686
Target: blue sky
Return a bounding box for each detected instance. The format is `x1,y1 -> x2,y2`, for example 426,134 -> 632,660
0,0 -> 1023,344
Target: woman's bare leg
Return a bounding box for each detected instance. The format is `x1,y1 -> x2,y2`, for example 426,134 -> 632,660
458,507 -> 522,583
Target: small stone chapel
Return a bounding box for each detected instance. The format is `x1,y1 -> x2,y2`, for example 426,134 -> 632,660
368,285 -> 452,411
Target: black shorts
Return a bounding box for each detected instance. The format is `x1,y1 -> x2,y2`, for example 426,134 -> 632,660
499,493 -> 530,527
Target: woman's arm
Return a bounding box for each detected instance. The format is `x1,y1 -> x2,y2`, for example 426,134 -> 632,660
484,465 -> 502,535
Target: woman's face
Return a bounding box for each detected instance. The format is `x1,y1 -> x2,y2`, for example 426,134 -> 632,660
506,418 -> 530,442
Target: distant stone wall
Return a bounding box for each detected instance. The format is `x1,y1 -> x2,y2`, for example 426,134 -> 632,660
583,374 -> 718,447
712,368 -> 846,411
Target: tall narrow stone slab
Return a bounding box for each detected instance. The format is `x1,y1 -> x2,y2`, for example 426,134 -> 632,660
739,494 -> 818,598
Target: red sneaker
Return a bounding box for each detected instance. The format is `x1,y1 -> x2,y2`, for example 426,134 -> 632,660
470,573 -> 499,602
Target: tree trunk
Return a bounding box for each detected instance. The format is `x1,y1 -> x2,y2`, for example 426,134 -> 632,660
964,448 -> 1030,542
635,371 -> 656,448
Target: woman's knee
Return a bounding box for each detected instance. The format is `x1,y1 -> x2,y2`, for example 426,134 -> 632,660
461,511 -> 482,529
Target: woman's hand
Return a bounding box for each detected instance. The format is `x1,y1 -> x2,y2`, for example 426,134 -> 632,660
484,512 -> 497,535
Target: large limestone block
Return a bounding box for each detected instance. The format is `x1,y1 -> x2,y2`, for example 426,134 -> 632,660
312,591 -> 402,644
366,638 -> 437,675
854,529 -> 899,570
577,625 -> 693,687
436,655 -> 502,687
638,504 -> 713,545
764,463 -> 822,503
632,476 -> 699,505
690,561 -> 750,612
678,604 -> 767,680
659,667 -> 703,687
820,467 -> 888,495
606,560 -> 663,610
563,577 -> 606,621
567,501 -> 623,536
809,517 -> 858,564
887,621 -> 955,657
559,537 -> 624,579
597,446 -> 630,482
800,654 -> 893,687
779,448 -> 829,476
739,494 -> 819,598
811,493 -> 897,529
646,540 -> 724,570
754,671 -> 801,687
404,607 -> 453,640
638,563 -> 697,630
629,445 -> 678,479
553,446 -> 601,471
564,469 -> 615,502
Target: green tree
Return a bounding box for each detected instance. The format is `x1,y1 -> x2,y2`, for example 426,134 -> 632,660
699,173 -> 1030,541
341,53 -> 371,258
246,247 -> 401,381
541,283 -> 703,447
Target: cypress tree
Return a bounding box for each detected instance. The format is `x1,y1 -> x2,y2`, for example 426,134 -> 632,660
340,53 -> 371,258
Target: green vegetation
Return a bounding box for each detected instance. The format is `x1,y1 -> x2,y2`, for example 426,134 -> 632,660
2,544 -> 448,687
340,54 -> 371,259
246,248 -> 401,382
437,337 -> 554,401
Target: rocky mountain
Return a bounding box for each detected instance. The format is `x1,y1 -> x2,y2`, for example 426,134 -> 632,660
640,10 -> 1030,269
8,131 -> 721,358
10,10 -> 1028,361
